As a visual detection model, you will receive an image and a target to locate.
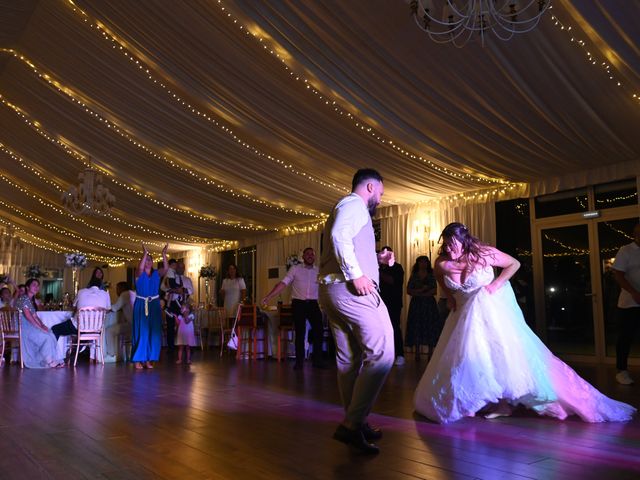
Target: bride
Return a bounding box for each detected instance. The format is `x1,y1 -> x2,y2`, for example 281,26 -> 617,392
414,222 -> 635,424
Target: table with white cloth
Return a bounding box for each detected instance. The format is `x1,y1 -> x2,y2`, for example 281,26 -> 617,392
39,310 -> 73,360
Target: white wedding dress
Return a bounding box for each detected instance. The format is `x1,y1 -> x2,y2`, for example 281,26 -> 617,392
414,266 -> 636,424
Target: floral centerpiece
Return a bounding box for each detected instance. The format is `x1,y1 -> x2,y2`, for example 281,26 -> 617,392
199,265 -> 217,307
65,252 -> 87,269
199,265 -> 217,278
25,264 -> 43,278
286,253 -> 301,270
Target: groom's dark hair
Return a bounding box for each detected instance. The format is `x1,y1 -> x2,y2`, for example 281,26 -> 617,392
352,169 -> 383,191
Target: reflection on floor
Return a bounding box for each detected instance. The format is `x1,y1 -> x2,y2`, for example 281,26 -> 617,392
1,351 -> 639,479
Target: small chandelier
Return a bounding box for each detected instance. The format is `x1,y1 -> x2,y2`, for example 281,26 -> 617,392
61,162 -> 115,216
410,0 -> 551,47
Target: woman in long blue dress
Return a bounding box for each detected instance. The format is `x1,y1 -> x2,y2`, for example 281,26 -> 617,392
16,278 -> 64,368
131,243 -> 168,370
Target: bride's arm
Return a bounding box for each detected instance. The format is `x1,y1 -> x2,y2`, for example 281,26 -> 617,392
434,258 -> 456,311
483,246 -> 520,294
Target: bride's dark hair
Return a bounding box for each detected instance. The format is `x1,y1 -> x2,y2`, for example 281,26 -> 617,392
438,222 -> 489,267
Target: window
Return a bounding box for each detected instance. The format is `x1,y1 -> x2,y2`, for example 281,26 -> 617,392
496,198 -> 535,328
534,188 -> 588,218
594,179 -> 638,210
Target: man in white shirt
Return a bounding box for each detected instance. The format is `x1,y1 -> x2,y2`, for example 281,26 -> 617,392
262,247 -> 326,369
318,168 -> 394,454
52,278 -> 111,361
613,223 -> 640,385
176,261 -> 194,303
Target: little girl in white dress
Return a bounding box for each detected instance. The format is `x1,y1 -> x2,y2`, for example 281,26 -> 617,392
175,303 -> 197,364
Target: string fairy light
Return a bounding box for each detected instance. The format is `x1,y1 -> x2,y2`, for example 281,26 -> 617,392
62,0 -> 508,187
439,183 -> 525,203
0,50 -> 326,222
0,140 -> 228,245
0,164 -> 222,246
211,1 -> 511,185
549,6 -> 640,106
0,197 -> 145,256
0,94 -> 306,231
0,215 -> 129,265
59,3 -> 352,195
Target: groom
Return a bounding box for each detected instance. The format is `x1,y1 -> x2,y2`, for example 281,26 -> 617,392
318,168 -> 394,454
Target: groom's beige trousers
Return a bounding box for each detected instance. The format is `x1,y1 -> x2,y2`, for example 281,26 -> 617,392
319,282 -> 394,429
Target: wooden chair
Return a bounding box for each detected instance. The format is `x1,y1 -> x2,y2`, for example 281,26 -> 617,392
200,306 -> 225,352
219,308 -> 236,357
68,307 -> 107,367
277,304 -> 295,362
0,308 -> 22,368
235,304 -> 267,360
193,308 -> 205,351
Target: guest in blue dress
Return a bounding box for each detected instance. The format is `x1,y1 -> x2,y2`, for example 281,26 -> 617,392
15,278 -> 64,368
131,243 -> 168,370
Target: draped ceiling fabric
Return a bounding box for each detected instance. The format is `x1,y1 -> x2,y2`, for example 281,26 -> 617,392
0,0 -> 639,267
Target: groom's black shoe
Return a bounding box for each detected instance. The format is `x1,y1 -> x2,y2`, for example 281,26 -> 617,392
333,425 -> 379,454
362,423 -> 382,441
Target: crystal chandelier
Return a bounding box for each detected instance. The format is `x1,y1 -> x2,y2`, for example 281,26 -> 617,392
409,0 -> 551,47
61,163 -> 115,216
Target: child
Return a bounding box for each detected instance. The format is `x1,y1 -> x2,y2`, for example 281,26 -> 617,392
175,303 -> 197,364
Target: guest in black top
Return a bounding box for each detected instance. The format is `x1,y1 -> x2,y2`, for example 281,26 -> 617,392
378,246 -> 405,366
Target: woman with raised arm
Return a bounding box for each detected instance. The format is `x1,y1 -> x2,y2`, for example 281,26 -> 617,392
414,222 -> 635,423
131,243 -> 168,370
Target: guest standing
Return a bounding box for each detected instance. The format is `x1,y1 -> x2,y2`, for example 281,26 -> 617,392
175,303 -> 197,364
15,278 -> 64,368
318,168 -> 394,454
262,247 -> 326,369
612,223 -> 640,385
405,256 -> 442,362
87,267 -> 107,290
377,246 -> 405,366
219,264 -> 246,320
132,243 -> 168,370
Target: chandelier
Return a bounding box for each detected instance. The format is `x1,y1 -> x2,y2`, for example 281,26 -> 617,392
61,163 -> 115,216
409,0 -> 551,47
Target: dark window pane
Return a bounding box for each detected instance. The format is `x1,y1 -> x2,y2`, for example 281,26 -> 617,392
534,188 -> 588,218
541,225 -> 594,355
594,179 -> 638,210
496,198 -> 535,329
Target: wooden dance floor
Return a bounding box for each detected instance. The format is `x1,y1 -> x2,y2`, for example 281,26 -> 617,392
1,353 -> 639,479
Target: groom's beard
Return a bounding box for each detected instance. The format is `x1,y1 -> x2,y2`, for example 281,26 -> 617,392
367,198 -> 378,217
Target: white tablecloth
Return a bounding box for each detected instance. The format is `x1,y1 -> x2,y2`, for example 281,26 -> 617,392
39,310 -> 73,359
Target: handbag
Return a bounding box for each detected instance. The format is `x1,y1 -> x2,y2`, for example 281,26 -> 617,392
226,305 -> 241,350
227,329 -> 238,350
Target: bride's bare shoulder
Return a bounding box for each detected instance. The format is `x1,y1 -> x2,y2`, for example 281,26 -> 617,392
435,256 -> 452,273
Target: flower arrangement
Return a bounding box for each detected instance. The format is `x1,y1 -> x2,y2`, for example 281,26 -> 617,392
286,253 -> 301,270
65,252 -> 87,269
199,265 -> 217,278
25,264 -> 43,278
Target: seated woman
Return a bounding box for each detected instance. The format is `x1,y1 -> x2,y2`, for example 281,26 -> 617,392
15,278 -> 64,368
